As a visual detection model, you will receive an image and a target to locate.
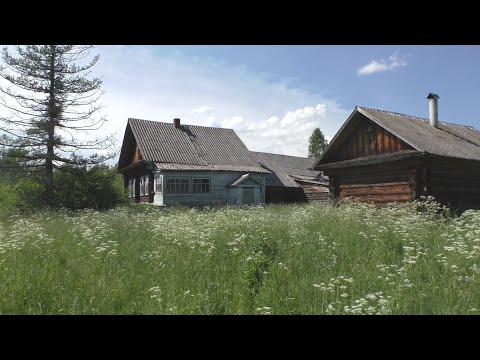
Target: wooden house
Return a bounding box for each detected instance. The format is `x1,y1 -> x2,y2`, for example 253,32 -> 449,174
117,118 -> 269,206
251,152 -> 329,202
313,94 -> 480,209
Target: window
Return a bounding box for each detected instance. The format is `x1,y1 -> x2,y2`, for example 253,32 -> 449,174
128,179 -> 134,198
166,178 -> 189,193
140,176 -> 145,196
154,173 -> 163,193
192,178 -> 210,193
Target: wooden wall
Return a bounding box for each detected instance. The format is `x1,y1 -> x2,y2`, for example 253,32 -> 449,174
296,183 -> 330,201
329,118 -> 413,162
265,187 -> 306,203
327,162 -> 415,205
428,158 -> 480,209
161,171 -> 266,206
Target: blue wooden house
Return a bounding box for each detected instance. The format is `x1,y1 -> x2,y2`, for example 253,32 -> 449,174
117,118 -> 270,206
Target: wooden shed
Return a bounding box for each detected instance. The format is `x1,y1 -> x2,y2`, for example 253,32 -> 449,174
313,94 -> 480,209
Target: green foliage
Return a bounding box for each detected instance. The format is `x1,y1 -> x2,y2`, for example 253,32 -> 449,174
0,164 -> 128,213
308,128 -> 328,159
52,165 -> 128,210
0,182 -> 19,217
1,199 -> 480,314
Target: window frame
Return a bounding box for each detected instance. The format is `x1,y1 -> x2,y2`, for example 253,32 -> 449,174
165,178 -> 190,194
192,178 -> 211,193
154,173 -> 163,194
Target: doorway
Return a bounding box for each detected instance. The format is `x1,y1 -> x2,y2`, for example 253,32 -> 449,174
242,186 -> 254,205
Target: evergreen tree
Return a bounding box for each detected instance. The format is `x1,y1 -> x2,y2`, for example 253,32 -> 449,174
308,127 -> 328,159
0,45 -> 115,203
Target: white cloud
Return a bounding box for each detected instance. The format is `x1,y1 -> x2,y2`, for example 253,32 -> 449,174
237,104 -> 334,156
357,53 -> 408,76
191,106 -> 214,114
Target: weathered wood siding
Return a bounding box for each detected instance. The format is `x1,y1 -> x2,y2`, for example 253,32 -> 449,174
427,158 -> 480,209
298,183 -> 330,201
330,118 -> 413,163
327,163 -> 415,205
161,171 -> 266,206
265,187 -> 306,203
133,146 -> 143,164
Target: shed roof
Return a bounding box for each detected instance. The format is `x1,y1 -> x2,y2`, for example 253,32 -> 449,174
251,151 -> 322,187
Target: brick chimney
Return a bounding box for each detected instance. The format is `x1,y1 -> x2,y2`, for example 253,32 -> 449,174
173,118 -> 181,129
427,93 -> 439,128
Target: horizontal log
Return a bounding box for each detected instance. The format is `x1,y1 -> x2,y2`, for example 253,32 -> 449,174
340,181 -> 409,189
340,193 -> 412,202
339,176 -> 408,185
337,166 -> 408,176
341,185 -> 411,196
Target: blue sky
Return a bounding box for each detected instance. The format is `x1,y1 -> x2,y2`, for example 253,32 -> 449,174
3,45 -> 480,159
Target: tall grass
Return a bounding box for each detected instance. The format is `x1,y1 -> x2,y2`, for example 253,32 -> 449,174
0,198 -> 479,314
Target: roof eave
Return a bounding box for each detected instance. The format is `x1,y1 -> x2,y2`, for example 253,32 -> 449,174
316,151 -> 425,170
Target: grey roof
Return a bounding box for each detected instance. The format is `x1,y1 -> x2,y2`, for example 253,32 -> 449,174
125,118 -> 269,173
315,106 -> 480,167
251,151 -> 322,187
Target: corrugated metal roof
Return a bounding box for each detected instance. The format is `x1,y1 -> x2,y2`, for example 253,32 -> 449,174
251,151 -> 322,187
126,118 -> 269,173
357,107 -> 480,161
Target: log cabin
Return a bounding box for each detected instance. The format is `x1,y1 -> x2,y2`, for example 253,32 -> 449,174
313,94 -> 480,209
117,117 -> 328,206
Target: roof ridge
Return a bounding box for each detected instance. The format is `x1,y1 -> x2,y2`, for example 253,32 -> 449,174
128,117 -> 234,131
357,106 -> 475,129
251,151 -> 310,159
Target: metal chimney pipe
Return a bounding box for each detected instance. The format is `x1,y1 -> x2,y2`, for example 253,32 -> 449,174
427,93 -> 439,128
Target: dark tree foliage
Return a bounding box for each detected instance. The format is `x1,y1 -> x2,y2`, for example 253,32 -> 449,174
308,127 -> 328,159
0,45 -> 115,204
0,135 -> 29,180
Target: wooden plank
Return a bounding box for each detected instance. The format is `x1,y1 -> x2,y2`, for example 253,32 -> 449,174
363,127 -> 369,157
384,130 -> 390,153
352,134 -> 357,158
340,181 -> 409,189
377,128 -> 384,153
342,185 -> 411,196
340,193 -> 412,202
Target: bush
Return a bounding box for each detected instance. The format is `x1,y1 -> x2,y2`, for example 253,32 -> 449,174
52,165 -> 129,210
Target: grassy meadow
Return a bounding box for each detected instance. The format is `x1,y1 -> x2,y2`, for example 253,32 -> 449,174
0,198 -> 479,314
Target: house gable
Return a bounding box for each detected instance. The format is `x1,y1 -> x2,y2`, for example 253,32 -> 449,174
230,173 -> 263,187
316,109 -> 415,166
118,122 -> 141,170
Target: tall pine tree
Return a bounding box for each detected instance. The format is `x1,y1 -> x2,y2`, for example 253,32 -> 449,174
0,45 -> 115,202
308,128 -> 328,159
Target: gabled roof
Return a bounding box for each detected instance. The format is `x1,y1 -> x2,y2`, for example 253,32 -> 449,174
251,151 -> 322,187
118,118 -> 269,173
315,106 -> 480,168
229,173 -> 263,187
